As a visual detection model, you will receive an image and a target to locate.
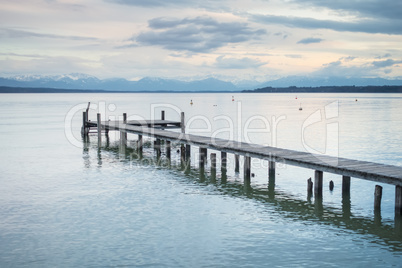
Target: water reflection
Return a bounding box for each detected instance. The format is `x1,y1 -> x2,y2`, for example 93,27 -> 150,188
84,141 -> 402,252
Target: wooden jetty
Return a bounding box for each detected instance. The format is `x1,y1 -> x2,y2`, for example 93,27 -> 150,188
82,110 -> 402,220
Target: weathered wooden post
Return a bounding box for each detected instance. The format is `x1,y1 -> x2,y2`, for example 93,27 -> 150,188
374,185 -> 383,224
155,139 -> 161,159
161,110 -> 166,130
180,111 -> 185,165
374,185 -> 383,210
97,113 -> 101,146
211,153 -> 217,181
396,186 -> 402,234
395,185 -> 402,216
307,177 -> 313,196
120,113 -> 127,147
342,175 -> 351,219
329,180 -> 334,191
166,141 -> 171,160
199,147 -> 207,181
235,154 -> 240,173
314,170 -> 323,198
185,144 -> 191,162
342,176 -> 351,195
181,112 -> 185,133
137,134 -> 143,157
244,155 -> 251,184
221,151 -> 227,182
82,111 -> 88,137
269,161 -> 275,179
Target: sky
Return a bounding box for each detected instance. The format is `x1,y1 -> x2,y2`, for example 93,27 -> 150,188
1,0 -> 402,82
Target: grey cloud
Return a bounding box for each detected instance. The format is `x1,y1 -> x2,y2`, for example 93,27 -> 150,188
297,37 -> 323,44
133,16 -> 267,53
105,0 -> 189,7
0,28 -> 98,41
285,54 -> 302,58
214,56 -> 266,69
375,53 -> 392,59
291,0 -> 402,21
105,0 -> 224,9
251,14 -> 402,35
313,57 -> 402,77
371,59 -> 402,68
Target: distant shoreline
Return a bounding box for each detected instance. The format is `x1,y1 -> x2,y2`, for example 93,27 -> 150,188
1,85 -> 402,93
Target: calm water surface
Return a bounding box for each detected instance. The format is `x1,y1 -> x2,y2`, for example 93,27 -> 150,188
0,93 -> 402,267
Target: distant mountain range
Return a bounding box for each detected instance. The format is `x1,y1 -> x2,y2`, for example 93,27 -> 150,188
0,73 -> 239,92
0,73 -> 401,92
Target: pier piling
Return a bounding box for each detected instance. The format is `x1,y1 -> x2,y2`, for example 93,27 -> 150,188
244,156 -> 251,184
374,185 -> 383,210
314,170 -> 323,198
235,154 -> 240,173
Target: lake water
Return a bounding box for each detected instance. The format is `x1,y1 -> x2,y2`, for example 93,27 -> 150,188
0,93 -> 402,267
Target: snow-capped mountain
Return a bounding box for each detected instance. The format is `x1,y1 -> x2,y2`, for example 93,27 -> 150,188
0,73 -> 240,91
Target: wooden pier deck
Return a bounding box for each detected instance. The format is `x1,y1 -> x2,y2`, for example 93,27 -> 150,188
82,110 -> 402,218
91,120 -> 402,187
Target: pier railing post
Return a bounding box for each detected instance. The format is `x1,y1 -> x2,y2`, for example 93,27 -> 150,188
82,111 -> 88,137
181,112 -> 185,134
120,113 -> 127,147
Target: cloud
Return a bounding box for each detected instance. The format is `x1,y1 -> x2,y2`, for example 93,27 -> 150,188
297,37 -> 323,44
371,59 -> 402,68
214,56 -> 266,69
105,0 -> 188,7
291,0 -> 402,21
313,57 -> 402,77
132,16 -> 267,53
250,14 -> 402,35
105,0 -> 222,9
0,28 -> 98,41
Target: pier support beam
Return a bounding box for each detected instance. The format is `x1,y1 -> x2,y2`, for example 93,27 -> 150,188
82,111 -> 89,137
166,141 -> 171,160
211,153 -> 217,181
314,170 -> 323,198
120,113 -> 127,147
374,185 -> 383,210
244,156 -> 251,184
137,135 -> 143,157
307,177 -> 313,199
235,154 -> 240,173
155,139 -> 161,159
185,144 -> 191,162
199,148 -> 207,168
342,176 -> 351,195
221,152 -> 227,182
97,113 -> 102,146
269,161 -> 275,179
396,185 -> 402,216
